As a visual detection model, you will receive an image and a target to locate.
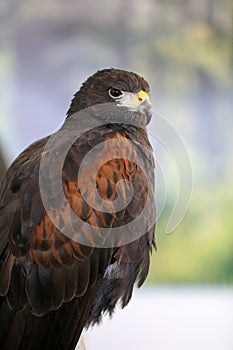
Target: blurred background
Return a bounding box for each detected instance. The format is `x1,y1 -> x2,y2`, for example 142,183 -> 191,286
0,0 -> 232,349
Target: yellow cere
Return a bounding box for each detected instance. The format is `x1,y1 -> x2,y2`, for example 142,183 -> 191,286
137,90 -> 149,102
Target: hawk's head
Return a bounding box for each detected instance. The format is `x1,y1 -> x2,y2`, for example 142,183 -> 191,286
67,68 -> 153,125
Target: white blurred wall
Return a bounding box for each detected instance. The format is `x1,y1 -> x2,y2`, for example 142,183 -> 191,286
81,287 -> 233,350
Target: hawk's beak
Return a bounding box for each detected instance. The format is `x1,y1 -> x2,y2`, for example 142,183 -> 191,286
117,90 -> 153,125
137,90 -> 153,124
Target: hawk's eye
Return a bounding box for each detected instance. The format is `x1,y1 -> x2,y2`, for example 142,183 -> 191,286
109,88 -> 123,99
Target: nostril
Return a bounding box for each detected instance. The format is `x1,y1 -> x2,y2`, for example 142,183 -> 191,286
138,97 -> 143,102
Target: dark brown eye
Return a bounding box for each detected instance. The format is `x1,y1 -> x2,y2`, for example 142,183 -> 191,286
109,88 -> 123,98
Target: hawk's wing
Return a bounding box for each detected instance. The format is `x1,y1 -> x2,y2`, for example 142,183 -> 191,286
0,125 -> 155,349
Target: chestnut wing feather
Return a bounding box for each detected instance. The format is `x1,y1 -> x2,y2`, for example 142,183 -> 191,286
0,125 -> 155,349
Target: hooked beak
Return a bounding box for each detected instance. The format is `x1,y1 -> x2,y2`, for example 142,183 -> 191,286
117,90 -> 153,125
137,90 -> 153,124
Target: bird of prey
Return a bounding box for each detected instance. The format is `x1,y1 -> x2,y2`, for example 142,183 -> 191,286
0,68 -> 156,349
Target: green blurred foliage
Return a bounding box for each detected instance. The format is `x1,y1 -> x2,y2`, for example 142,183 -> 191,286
147,180 -> 233,284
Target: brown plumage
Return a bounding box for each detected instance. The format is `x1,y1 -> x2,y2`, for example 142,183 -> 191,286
0,68 -> 156,349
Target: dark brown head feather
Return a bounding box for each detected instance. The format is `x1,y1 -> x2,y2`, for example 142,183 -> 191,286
66,68 -> 150,117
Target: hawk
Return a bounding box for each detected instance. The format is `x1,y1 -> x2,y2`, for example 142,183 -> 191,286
0,68 -> 156,349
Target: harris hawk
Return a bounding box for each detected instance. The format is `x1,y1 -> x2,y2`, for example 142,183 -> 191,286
0,68 -> 156,349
